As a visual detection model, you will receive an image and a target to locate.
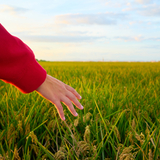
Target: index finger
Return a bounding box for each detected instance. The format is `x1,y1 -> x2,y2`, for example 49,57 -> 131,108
54,101 -> 65,121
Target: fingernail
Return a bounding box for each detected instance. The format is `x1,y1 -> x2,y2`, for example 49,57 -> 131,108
63,117 -> 65,121
81,105 -> 84,109
75,112 -> 78,116
80,96 -> 82,99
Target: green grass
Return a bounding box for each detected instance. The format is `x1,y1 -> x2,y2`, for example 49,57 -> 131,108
0,62 -> 160,159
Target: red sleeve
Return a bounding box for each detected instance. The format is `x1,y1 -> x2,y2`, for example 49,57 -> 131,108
0,24 -> 47,93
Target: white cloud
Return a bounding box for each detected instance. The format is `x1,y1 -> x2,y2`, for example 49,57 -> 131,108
123,3 -> 160,17
115,35 -> 160,42
19,34 -> 106,43
148,37 -> 160,41
139,4 -> 160,16
54,12 -> 127,25
135,0 -> 152,4
115,35 -> 145,42
126,2 -> 131,6
129,20 -> 144,25
0,4 -> 28,15
104,1 -> 131,8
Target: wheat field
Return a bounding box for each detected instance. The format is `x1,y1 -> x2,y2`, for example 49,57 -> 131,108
0,62 -> 160,159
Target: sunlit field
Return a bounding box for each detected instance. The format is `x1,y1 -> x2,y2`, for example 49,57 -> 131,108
0,62 -> 160,159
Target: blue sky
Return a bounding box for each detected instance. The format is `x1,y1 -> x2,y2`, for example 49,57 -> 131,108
0,0 -> 160,61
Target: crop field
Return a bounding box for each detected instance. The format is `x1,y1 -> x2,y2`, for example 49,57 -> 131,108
0,62 -> 160,160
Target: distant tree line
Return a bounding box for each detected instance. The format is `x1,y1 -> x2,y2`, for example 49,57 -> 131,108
36,59 -> 47,62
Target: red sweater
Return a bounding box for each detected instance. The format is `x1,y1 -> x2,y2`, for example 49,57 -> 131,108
0,24 -> 47,93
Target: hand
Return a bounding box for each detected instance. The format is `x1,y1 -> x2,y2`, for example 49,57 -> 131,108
36,74 -> 83,121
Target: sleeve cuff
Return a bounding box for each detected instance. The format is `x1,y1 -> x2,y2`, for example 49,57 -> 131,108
11,60 -> 47,93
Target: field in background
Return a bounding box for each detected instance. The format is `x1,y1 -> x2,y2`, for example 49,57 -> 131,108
0,62 -> 160,159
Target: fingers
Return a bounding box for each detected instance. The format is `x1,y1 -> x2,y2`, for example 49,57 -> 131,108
66,92 -> 83,110
37,74 -> 83,121
54,101 -> 65,121
61,97 -> 78,117
65,85 -> 82,100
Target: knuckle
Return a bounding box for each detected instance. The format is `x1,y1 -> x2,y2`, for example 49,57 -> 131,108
54,99 -> 60,106
72,97 -> 77,103
70,93 -> 76,100
55,102 -> 62,109
66,101 -> 72,107
72,88 -> 77,94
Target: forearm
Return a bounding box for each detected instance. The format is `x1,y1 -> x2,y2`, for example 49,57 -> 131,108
0,24 -> 47,93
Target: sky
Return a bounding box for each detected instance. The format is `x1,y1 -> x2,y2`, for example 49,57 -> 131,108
0,0 -> 160,61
